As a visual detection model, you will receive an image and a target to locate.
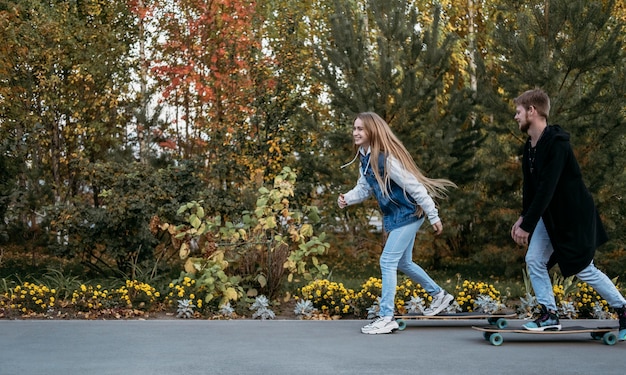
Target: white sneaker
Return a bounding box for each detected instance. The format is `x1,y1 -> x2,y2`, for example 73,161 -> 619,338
361,317 -> 399,334
423,291 -> 454,316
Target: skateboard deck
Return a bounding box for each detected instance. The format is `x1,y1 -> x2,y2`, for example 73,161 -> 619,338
394,312 -> 516,330
473,325 -> 619,346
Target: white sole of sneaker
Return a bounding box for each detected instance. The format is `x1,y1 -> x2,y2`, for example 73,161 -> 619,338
522,325 -> 562,332
362,327 -> 398,334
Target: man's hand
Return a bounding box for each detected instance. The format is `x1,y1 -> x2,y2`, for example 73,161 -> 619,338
511,217 -> 529,246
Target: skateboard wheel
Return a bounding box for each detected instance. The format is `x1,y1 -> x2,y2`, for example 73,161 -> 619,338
487,317 -> 497,325
483,332 -> 492,341
590,332 -> 603,340
495,318 -> 508,329
489,333 -> 503,346
602,332 -> 617,346
396,319 -> 406,331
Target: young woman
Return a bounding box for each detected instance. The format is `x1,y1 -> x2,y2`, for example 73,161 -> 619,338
338,112 -> 457,334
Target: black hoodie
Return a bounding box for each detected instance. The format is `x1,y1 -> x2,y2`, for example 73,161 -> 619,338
520,125 -> 608,276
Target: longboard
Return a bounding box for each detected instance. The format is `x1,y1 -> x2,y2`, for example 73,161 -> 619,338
394,312 -> 516,330
473,325 -> 619,346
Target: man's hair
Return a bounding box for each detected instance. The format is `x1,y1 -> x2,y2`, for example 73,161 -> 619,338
514,88 -> 550,120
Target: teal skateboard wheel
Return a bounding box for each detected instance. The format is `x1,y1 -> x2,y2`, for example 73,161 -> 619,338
396,319 -> 406,331
602,332 -> 617,346
489,333 -> 503,346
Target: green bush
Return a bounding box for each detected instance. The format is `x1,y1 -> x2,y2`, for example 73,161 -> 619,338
162,167 -> 330,305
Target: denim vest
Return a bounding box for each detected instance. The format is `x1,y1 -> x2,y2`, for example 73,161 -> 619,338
361,153 -> 423,233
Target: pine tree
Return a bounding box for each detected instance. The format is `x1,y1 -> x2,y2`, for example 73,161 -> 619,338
315,0 -> 483,267
478,0 -> 626,275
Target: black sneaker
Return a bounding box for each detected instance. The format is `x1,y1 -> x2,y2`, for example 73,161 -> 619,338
523,304 -> 561,331
617,306 -> 626,341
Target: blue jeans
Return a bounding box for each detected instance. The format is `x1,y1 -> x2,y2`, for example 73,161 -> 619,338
379,219 -> 442,317
526,218 -> 626,311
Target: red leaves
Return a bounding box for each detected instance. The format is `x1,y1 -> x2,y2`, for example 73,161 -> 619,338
158,139 -> 177,150
127,0 -> 155,19
152,0 -> 260,114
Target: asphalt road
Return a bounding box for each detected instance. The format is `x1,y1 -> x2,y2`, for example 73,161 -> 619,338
0,319 -> 623,375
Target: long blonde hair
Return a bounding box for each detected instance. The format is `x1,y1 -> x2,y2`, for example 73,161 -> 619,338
344,112 -> 456,201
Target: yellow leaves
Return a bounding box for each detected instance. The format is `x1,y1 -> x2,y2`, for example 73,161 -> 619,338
195,206 -> 205,219
184,258 -> 196,274
189,214 -> 202,229
289,227 -> 301,242
237,228 -> 248,241
210,250 -> 229,270
263,216 -> 277,229
300,223 -> 313,237
267,138 -> 283,155
223,287 -> 239,302
179,242 -> 190,259
284,259 -> 296,273
257,274 -> 267,288
288,223 -> 313,242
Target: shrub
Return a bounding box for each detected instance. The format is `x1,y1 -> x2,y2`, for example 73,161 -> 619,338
352,277 -> 382,318
521,270 -> 612,319
351,277 -> 430,318
49,161 -> 200,278
0,282 -> 56,315
70,281 -> 161,312
454,280 -> 502,312
162,167 -> 330,304
120,280 -> 161,310
166,269 -> 244,316
395,279 -> 429,315
297,279 -> 353,316
573,282 -> 610,318
166,275 -> 205,313
71,284 -> 113,311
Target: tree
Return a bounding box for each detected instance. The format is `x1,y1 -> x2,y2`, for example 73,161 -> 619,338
151,0 -> 261,178
478,0 -> 626,275
249,0 -> 335,198
128,0 -> 165,164
0,1 -> 137,235
150,0 -> 338,216
314,0 -> 480,267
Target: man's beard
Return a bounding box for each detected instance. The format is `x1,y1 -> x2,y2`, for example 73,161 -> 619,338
520,114 -> 530,133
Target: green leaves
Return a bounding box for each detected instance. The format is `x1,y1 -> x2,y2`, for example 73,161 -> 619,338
189,215 -> 202,230
163,166 -> 330,300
